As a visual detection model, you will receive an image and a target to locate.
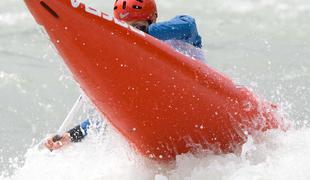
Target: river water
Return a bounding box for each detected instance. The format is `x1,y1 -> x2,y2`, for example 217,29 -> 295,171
0,0 -> 310,179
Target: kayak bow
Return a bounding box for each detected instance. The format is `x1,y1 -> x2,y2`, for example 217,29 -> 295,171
24,0 -> 284,161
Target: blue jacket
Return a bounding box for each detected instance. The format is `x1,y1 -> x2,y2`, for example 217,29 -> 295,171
148,15 -> 202,48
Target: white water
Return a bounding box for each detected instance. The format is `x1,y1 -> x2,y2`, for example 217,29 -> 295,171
4,128 -> 310,180
1,0 -> 310,179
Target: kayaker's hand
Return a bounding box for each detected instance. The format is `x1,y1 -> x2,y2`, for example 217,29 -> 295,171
44,133 -> 71,151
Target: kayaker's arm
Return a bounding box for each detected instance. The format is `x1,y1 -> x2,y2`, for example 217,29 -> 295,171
67,119 -> 90,142
44,119 -> 90,151
148,15 -> 202,48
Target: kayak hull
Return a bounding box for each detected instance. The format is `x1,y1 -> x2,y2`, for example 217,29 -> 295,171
24,0 -> 284,161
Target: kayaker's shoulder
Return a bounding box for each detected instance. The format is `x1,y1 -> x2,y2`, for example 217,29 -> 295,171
173,15 -> 197,24
149,15 -> 197,27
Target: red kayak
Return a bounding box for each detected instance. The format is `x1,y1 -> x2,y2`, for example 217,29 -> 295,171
24,0 -> 284,161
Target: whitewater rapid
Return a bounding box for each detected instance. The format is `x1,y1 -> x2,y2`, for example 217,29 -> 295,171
3,127 -> 310,180
1,0 -> 310,179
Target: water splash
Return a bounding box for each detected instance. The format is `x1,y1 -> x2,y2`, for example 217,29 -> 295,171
3,127 -> 310,180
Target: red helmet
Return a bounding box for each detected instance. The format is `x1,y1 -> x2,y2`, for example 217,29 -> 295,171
114,0 -> 158,23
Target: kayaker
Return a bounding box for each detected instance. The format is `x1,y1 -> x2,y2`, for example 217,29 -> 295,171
45,0 -> 205,151
114,0 -> 205,60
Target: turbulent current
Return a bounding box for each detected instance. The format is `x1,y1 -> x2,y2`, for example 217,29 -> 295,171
1,0 -> 310,179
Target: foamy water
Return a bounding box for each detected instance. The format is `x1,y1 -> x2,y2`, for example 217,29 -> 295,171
3,127 -> 310,180
1,0 -> 310,179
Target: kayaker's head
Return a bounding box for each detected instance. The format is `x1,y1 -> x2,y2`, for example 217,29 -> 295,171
113,0 -> 158,32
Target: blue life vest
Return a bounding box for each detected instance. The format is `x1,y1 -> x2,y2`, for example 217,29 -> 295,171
148,15 -> 202,48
